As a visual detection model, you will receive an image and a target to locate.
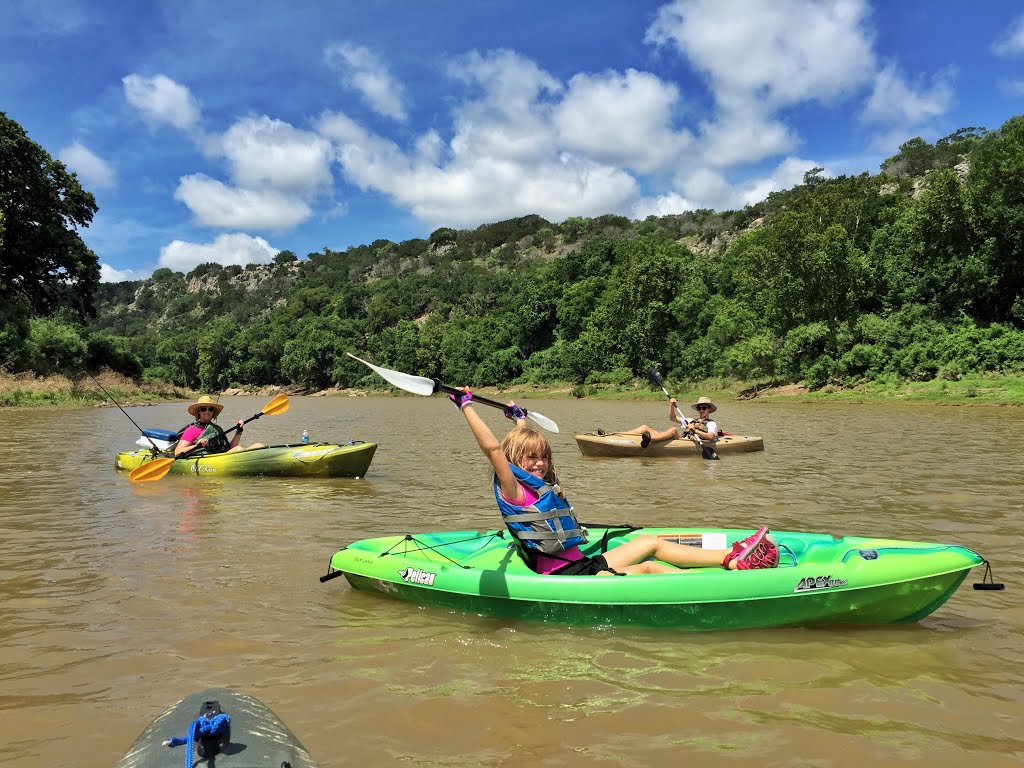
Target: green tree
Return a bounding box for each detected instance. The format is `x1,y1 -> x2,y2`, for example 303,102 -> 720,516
871,168 -> 988,317
0,294 -> 30,369
25,312 -> 88,374
0,113 -> 100,319
153,332 -> 199,389
967,115 -> 1024,323
881,137 -> 935,177
195,318 -> 242,391
601,236 -> 688,372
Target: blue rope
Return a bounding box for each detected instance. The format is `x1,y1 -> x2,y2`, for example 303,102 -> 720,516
164,713 -> 231,768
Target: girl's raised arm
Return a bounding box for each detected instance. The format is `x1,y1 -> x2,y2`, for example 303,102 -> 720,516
452,390 -> 522,502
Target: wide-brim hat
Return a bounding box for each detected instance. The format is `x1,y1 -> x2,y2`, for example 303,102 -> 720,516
187,395 -> 224,418
690,396 -> 717,414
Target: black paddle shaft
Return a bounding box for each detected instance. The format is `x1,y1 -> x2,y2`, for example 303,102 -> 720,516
431,380 -> 535,419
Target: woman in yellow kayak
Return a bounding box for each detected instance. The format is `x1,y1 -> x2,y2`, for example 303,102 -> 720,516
449,387 -> 778,575
174,396 -> 265,456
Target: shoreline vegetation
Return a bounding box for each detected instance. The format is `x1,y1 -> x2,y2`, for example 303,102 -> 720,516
3,370 -> 1022,409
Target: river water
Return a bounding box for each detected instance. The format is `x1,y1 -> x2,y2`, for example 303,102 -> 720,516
0,396 -> 1020,766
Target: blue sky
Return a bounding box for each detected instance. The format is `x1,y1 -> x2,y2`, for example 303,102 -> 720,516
3,1 -> 1023,283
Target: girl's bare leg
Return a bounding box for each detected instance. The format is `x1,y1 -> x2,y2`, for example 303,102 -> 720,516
602,534 -> 731,573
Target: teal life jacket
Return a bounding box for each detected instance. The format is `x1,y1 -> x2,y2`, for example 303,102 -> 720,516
493,464 -> 587,558
180,421 -> 231,456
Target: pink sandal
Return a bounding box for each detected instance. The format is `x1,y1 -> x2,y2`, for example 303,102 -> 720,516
723,527 -> 780,570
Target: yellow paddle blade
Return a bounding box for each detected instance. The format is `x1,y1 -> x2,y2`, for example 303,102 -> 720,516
129,457 -> 176,482
262,394 -> 289,416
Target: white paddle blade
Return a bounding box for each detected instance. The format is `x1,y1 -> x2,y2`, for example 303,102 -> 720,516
346,353 -> 437,396
526,410 -> 559,434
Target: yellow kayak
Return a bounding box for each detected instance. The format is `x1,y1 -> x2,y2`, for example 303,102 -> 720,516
115,442 -> 377,478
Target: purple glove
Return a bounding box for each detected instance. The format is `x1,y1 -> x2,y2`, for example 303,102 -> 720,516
504,404 -> 525,421
449,390 -> 473,409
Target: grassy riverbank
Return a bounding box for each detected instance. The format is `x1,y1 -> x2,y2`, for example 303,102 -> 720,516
3,371 -> 1022,408
0,371 -> 192,408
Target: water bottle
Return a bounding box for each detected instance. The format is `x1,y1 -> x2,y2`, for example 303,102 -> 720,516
301,429 -> 310,444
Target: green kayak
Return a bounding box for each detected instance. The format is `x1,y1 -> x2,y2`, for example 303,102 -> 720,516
322,526 -> 993,630
114,688 -> 318,768
115,441 -> 377,478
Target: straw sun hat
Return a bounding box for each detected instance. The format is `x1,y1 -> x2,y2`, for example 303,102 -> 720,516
690,396 -> 717,414
187,395 -> 224,418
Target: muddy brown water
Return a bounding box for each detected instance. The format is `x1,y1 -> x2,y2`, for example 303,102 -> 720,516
1,396 -> 1021,766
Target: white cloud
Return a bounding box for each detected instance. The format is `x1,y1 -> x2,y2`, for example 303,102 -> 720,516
695,111 -> 796,168
122,74 -> 201,130
174,174 -> 312,229
633,192 -> 694,219
736,156 -> 825,206
162,114 -> 332,231
642,0 -> 953,183
158,233 -> 279,272
669,156 -> 825,212
320,105 -> 638,227
318,49 -> 639,233
645,0 -> 876,112
218,116 -> 333,192
676,167 -> 736,211
59,142 -> 115,188
324,42 -> 408,120
445,50 -> 563,163
862,64 -> 954,126
992,14 -> 1024,56
100,264 -> 144,283
554,69 -> 692,174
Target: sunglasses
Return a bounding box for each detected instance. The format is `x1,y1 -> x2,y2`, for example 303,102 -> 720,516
696,405 -> 711,411
197,406 -> 217,413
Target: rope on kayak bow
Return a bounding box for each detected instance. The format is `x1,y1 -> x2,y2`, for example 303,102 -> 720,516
378,533 -> 503,569
163,703 -> 231,768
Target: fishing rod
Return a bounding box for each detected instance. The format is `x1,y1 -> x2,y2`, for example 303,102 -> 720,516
88,372 -> 163,453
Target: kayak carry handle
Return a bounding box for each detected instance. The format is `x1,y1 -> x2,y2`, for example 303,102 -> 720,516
973,560 -> 1005,590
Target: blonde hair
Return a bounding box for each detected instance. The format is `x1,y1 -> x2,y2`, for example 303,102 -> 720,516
501,426 -> 558,485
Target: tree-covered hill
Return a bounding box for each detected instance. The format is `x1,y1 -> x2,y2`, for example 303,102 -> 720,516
6,113 -> 1024,395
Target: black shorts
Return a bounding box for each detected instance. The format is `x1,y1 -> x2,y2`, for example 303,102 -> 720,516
550,554 -> 614,576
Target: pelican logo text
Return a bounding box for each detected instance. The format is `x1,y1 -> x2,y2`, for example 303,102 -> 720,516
399,567 -> 436,586
794,575 -> 848,592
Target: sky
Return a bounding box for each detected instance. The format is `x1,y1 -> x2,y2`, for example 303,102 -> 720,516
3,1 -> 1023,283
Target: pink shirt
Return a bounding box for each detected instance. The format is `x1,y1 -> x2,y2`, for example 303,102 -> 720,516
500,481 -> 584,574
180,425 -> 203,443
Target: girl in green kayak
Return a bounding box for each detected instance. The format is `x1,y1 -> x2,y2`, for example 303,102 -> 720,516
450,388 -> 779,575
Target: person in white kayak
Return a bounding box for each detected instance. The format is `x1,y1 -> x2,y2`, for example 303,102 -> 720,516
621,395 -> 720,449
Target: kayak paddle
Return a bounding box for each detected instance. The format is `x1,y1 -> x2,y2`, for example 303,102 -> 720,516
646,368 -> 719,460
128,394 -> 291,482
347,353 -> 559,433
